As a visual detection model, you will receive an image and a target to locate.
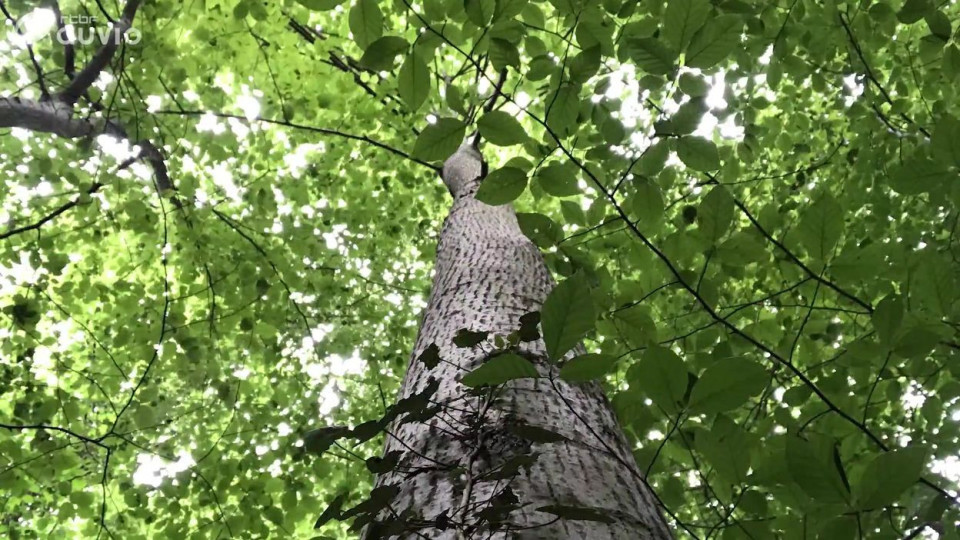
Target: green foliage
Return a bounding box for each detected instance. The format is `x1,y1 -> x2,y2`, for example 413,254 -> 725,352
1,0 -> 960,537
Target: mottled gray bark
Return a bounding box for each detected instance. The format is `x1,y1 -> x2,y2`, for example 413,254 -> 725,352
372,143 -> 671,539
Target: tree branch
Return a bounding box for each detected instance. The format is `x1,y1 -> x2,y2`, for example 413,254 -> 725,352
59,0 -> 141,105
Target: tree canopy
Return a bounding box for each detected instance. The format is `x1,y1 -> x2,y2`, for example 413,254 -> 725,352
0,0 -> 959,538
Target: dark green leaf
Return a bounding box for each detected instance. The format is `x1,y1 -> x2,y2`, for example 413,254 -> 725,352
475,167 -> 528,205
688,358 -> 767,414
359,36 -> 409,71
460,353 -> 539,387
541,273 -> 595,360
559,353 -> 617,382
413,118 -> 466,161
478,111 -> 529,146
398,52 -> 431,111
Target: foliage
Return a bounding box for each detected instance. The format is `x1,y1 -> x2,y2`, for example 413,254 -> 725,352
0,0 -> 959,538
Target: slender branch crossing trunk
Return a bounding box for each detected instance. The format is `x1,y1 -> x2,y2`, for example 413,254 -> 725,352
372,143 -> 671,539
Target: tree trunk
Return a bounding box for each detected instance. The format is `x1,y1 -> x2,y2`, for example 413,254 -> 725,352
371,143 -> 671,539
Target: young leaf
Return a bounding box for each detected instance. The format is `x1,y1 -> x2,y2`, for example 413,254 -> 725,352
537,504 -> 615,524
413,118 -> 466,161
475,167 -> 528,205
541,273 -> 595,361
478,111 -> 529,146
460,353 -> 539,387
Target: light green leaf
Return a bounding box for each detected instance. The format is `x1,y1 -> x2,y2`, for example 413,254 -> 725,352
413,118 -> 466,161
461,353 -> 539,387
541,273 -> 595,360
688,358 -> 766,414
475,167 -> 527,205
349,0 -> 383,49
559,353 -> 618,383
478,111 -> 529,146
398,53 -> 431,111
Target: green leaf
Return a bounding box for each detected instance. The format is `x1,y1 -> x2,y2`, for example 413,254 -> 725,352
627,346 -> 687,412
686,15 -> 742,69
897,0 -> 932,24
348,0 -> 383,49
490,38 -> 521,70
517,212 -> 562,247
413,118 -> 466,161
697,416 -> 751,484
537,162 -> 580,197
696,186 -> 734,243
475,167 -> 528,205
688,358 -> 767,414
559,353 -> 617,383
621,37 -> 677,75
546,84 -> 580,134
786,434 -> 851,504
296,0 -> 344,10
797,194 -> 844,260
359,36 -> 409,71
398,52 -> 431,111
872,295 -> 903,348
626,178 -> 664,228
677,136 -> 720,171
465,0 -> 496,26
569,45 -> 602,83
854,446 -> 927,510
662,0 -> 711,50
460,353 -> 539,387
541,273 -> 595,360
478,111 -> 529,146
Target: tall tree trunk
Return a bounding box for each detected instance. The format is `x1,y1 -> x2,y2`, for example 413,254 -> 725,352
371,143 -> 671,539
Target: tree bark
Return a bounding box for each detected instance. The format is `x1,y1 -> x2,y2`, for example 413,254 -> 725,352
371,143 -> 671,539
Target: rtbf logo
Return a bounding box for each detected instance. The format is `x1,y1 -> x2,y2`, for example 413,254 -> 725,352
18,15 -> 142,45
